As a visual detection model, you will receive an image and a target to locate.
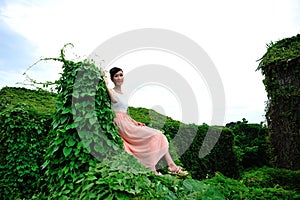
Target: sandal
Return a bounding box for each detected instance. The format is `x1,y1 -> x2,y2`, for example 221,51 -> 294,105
168,166 -> 188,175
154,171 -> 163,176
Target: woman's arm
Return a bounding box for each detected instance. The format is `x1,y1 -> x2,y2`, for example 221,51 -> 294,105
107,88 -> 118,103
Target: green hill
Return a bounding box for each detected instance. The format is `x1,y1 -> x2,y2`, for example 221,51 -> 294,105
0,86 -> 299,199
1,37 -> 300,198
0,86 -> 57,116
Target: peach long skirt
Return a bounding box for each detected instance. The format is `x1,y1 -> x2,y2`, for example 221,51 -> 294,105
113,110 -> 169,169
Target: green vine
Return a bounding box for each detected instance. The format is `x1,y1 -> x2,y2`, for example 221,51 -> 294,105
0,103 -> 52,199
33,44 -> 124,198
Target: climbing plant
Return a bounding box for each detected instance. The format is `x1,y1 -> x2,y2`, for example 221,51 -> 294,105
257,34 -> 300,170
0,87 -> 55,200
0,103 -> 52,199
35,44 -> 123,198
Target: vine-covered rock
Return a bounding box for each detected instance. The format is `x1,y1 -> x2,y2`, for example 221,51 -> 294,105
226,119 -> 271,170
257,34 -> 300,170
39,44 -> 124,198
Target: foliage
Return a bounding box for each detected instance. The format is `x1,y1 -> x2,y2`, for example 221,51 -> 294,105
204,172 -> 300,200
226,118 -> 271,170
26,44 -> 223,199
257,33 -> 300,69
1,85 -> 299,199
129,107 -> 240,179
0,101 -> 52,199
128,107 -> 182,138
241,166 -> 300,192
128,107 -> 151,124
55,152 -> 225,200
179,125 -> 239,180
37,44 -> 123,198
0,86 -> 57,114
257,34 -> 300,169
1,43 -> 300,199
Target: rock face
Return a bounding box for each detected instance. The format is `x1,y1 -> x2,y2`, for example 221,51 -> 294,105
257,34 -> 300,170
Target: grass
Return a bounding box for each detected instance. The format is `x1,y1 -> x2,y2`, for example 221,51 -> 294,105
0,86 -> 57,116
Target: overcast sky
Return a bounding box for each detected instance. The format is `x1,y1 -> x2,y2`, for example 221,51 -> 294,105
0,0 -> 299,125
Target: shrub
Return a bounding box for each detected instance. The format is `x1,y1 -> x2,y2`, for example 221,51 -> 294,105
226,119 -> 271,170
129,107 -> 240,180
241,167 -> 300,192
57,152 -> 225,199
204,172 -> 300,200
0,103 -> 52,199
180,126 -> 239,180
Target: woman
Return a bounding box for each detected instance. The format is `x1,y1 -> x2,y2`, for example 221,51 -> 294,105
105,67 -> 188,176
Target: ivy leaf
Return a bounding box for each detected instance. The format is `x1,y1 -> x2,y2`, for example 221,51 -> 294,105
82,183 -> 94,192
54,137 -> 64,145
66,123 -> 76,130
66,136 -> 76,147
41,160 -> 50,169
89,117 -> 97,125
53,119 -> 60,129
63,147 -> 72,157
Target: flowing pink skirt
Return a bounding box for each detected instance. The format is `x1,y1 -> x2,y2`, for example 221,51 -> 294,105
113,111 -> 169,169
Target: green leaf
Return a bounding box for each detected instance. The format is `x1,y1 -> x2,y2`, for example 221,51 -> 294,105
66,123 -> 76,130
41,160 -> 50,169
76,178 -> 84,184
86,176 -> 98,181
83,183 -> 94,192
60,115 -> 68,124
54,137 -> 64,145
66,136 -> 76,147
53,119 -> 60,129
89,117 -> 97,125
63,147 -> 72,157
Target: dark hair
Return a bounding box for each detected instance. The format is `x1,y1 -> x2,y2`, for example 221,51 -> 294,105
109,67 -> 123,80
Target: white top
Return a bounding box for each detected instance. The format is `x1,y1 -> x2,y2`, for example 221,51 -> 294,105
111,89 -> 128,112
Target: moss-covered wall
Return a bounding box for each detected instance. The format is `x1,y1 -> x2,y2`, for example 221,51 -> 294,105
257,34 -> 300,170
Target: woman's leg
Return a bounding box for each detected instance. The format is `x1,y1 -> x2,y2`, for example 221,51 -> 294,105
164,151 -> 188,175
164,152 -> 177,169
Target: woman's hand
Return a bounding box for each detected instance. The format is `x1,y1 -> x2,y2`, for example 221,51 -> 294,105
104,77 -> 109,87
137,122 -> 146,127
102,71 -> 109,87
134,121 -> 146,127
102,70 -> 118,103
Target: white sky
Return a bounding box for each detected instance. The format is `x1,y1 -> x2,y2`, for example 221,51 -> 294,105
0,0 -> 299,125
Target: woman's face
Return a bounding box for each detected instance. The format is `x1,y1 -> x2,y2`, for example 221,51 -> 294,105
112,70 -> 124,86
